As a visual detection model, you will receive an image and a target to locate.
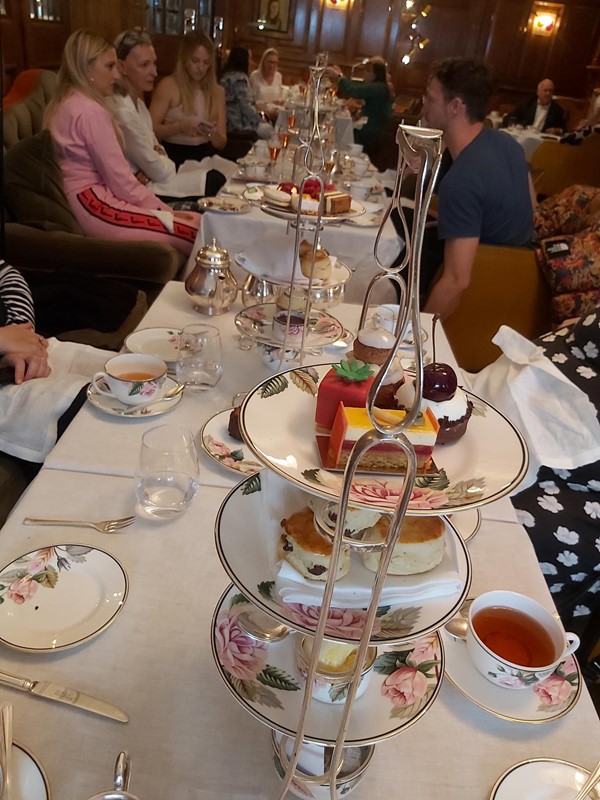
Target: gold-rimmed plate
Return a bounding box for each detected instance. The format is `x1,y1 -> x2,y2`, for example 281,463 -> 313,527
490,758 -> 599,799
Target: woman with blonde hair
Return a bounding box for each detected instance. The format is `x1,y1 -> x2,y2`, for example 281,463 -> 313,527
150,32 -> 226,168
46,29 -> 200,256
250,47 -> 285,109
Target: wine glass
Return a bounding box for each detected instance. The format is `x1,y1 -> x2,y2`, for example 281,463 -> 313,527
267,135 -> 281,177
278,129 -> 291,179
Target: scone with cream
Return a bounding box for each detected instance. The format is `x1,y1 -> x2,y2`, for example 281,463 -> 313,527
361,515 -> 445,575
299,240 -> 332,281
280,507 -> 350,581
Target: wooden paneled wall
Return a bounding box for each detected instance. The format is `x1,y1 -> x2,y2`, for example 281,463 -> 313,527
1,0 -> 599,105
220,0 -> 600,102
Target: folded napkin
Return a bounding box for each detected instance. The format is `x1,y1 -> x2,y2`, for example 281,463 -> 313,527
239,232 -> 338,285
465,325 -> 600,490
0,338 -> 108,463
276,532 -> 461,609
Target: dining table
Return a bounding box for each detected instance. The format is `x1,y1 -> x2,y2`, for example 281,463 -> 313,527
499,127 -> 561,162
1,281 -> 598,800
185,170 -> 402,306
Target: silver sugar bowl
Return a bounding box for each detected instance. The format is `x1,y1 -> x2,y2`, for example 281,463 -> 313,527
241,274 -> 281,307
185,237 -> 238,315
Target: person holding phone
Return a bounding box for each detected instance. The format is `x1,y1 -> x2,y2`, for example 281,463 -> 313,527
150,32 -> 226,168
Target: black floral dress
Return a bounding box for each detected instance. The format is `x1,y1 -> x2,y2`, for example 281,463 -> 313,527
510,309 -> 600,639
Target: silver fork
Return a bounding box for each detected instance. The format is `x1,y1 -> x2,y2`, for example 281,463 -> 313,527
22,516 -> 136,533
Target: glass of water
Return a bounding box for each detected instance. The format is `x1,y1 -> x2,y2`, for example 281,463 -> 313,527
175,324 -> 223,391
135,425 -> 199,518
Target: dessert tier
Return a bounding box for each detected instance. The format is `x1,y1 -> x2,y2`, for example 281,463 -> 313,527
211,584 -> 445,746
260,198 -> 366,224
235,305 -> 343,348
238,363 -> 529,514
214,473 -> 471,645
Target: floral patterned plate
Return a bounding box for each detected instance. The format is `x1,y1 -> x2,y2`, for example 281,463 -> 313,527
260,198 -> 366,224
200,408 -> 263,475
441,628 -> 581,723
214,474 -> 471,645
235,305 -> 344,348
0,544 -> 128,652
86,376 -> 183,418
489,758 -> 600,799
198,196 -> 251,214
125,327 -> 181,364
239,363 -> 529,514
211,584 -> 444,746
8,742 -> 51,800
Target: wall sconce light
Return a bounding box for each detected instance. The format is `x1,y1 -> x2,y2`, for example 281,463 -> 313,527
530,3 -> 562,36
325,0 -> 348,7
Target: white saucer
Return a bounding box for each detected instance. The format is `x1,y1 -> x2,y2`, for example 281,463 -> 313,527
3,742 -> 51,800
86,376 -> 183,418
441,628 -> 581,723
200,408 -> 264,475
0,544 -> 128,652
490,758 -> 599,799
125,327 -> 181,364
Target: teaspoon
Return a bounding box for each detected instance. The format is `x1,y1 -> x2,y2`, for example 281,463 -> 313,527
444,615 -> 468,641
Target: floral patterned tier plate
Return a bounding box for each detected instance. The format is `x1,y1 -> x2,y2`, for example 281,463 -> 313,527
0,544 -> 128,652
344,212 -> 384,227
234,252 -> 352,290
441,628 -> 581,724
238,363 -> 529,514
7,742 -> 52,800
200,408 -> 263,475
211,584 -> 444,746
235,306 -> 344,348
86,376 -> 183,418
489,758 -> 600,799
125,327 -> 181,365
260,199 -> 365,224
214,474 -> 471,645
198,196 -> 251,214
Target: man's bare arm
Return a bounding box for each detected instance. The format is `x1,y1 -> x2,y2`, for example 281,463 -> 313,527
422,236 -> 479,319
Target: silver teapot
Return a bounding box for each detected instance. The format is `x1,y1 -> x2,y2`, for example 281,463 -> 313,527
185,238 -> 238,315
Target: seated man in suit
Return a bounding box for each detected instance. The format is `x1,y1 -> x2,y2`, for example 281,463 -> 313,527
503,78 -> 567,134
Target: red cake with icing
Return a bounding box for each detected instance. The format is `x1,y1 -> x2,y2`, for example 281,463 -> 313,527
315,360 -> 374,435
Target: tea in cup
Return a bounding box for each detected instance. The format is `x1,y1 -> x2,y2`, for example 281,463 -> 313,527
466,590 -> 580,690
92,354 -> 167,406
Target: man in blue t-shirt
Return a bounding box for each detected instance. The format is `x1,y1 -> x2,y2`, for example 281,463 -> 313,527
421,58 -> 534,319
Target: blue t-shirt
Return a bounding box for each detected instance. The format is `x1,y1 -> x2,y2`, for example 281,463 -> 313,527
437,128 -> 533,246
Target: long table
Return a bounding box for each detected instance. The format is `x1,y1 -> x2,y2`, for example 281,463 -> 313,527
1,283 -> 598,799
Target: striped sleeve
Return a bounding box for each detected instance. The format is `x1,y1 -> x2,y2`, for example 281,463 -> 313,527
0,262 -> 35,325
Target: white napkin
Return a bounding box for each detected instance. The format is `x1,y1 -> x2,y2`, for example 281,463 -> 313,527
275,532 -> 462,608
146,208 -> 175,233
239,232 -> 338,285
465,325 -> 600,490
0,339 -> 109,462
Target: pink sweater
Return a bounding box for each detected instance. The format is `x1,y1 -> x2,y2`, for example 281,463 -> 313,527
49,91 -> 171,211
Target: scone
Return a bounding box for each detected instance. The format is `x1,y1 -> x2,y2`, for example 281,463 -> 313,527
361,515 -> 445,575
280,507 -> 350,581
299,240 -> 332,281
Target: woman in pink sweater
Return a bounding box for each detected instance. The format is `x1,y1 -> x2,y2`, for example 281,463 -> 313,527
46,29 -> 200,256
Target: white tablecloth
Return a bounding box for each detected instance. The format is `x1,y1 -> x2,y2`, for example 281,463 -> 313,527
499,127 -> 559,162
44,286 -> 445,484
2,469 -> 598,800
188,202 -> 401,305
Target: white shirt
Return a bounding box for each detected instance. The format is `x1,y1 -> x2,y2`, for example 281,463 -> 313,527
532,102 -> 550,131
249,70 -> 284,105
110,93 -> 210,197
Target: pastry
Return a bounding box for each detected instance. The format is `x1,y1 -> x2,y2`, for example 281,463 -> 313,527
315,360 -> 375,434
263,186 -> 292,206
326,404 -> 440,471
227,406 -> 243,442
353,327 -> 396,366
299,240 -> 332,281
395,375 -> 473,445
361,515 -> 446,575
323,191 -> 352,214
280,507 -> 350,581
324,503 -> 382,537
290,192 -> 321,215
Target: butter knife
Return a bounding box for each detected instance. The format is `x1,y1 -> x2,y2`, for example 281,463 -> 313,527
0,670 -> 128,723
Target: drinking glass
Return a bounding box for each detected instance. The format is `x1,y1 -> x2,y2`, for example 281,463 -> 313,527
268,135 -> 281,175
135,425 -> 199,519
175,324 -> 223,391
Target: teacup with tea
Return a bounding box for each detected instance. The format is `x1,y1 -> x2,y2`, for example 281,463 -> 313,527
466,590 -> 580,690
92,353 -> 167,406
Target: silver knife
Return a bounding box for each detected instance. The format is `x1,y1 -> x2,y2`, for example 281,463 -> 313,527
0,670 -> 128,723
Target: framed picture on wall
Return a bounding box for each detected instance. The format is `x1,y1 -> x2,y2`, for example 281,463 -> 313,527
257,0 -> 295,36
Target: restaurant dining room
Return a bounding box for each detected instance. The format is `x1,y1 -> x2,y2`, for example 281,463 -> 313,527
0,0 -> 599,798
